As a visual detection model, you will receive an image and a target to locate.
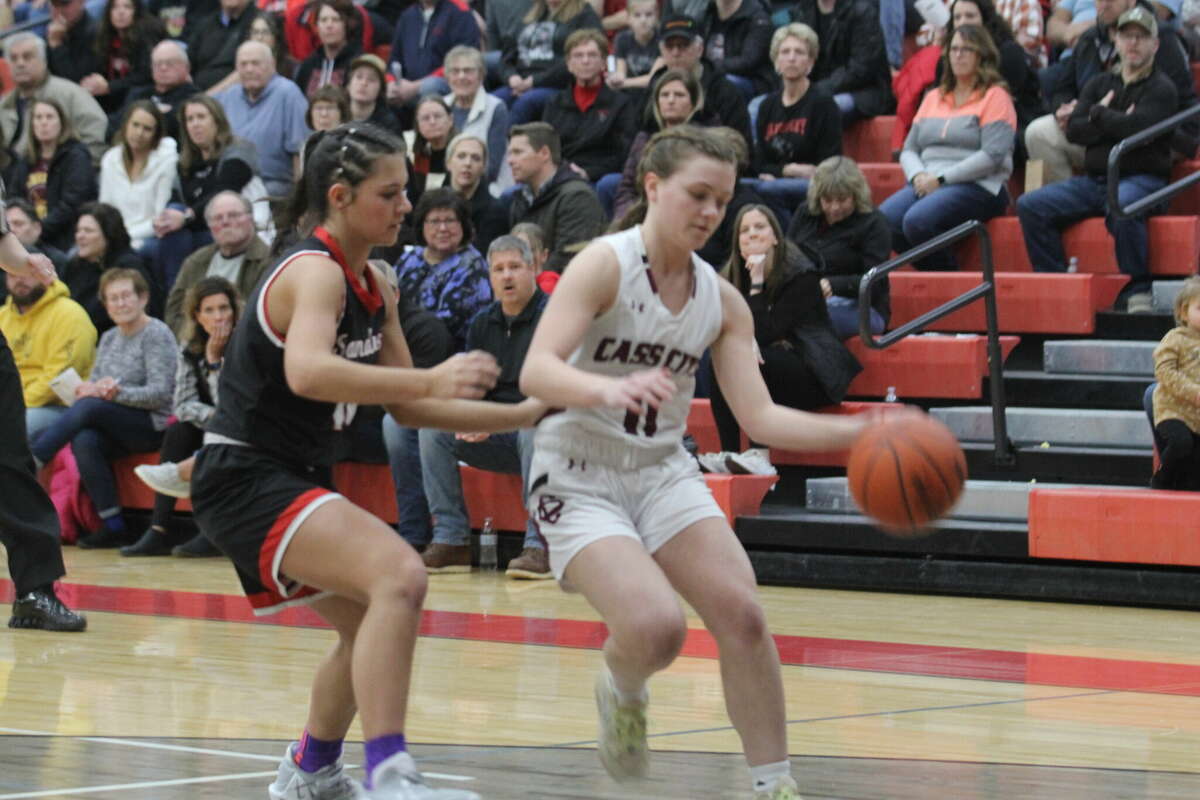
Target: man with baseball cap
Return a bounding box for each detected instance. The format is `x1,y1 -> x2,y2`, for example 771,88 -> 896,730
642,13 -> 752,145
1016,3 -> 1178,314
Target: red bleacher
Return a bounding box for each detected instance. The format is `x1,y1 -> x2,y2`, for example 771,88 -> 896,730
843,116 -> 897,164
845,334 -> 1019,399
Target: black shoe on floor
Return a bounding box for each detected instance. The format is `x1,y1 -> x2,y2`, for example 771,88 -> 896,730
8,588 -> 87,632
120,528 -> 173,557
78,527 -> 133,549
172,532 -> 220,558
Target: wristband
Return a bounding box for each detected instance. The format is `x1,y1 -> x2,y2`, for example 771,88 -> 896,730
751,282 -> 765,290
937,175 -> 946,186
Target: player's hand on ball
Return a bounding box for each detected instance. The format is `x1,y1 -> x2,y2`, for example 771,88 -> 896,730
430,351 -> 500,399
602,367 -> 675,415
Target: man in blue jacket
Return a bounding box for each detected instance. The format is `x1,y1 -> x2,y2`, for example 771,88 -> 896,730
417,234 -> 552,579
387,0 -> 480,107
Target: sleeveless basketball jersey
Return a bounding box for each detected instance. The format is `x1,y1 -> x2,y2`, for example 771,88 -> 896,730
206,227 -> 387,468
535,225 -> 724,469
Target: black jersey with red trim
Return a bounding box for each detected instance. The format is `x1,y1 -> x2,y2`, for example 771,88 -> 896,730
206,228 -> 387,468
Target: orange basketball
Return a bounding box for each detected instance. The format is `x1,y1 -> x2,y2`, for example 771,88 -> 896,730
846,415 -> 967,537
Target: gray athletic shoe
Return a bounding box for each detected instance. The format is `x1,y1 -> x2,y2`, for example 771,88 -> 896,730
134,462 -> 191,499
268,743 -> 364,800
594,669 -> 649,781
366,751 -> 480,800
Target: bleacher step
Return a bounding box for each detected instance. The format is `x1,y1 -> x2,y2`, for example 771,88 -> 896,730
989,370 -> 1150,410
931,406 -> 1153,448
963,442 -> 1152,485
1043,340 -> 1155,376
805,476 -> 1122,522
1153,280 -> 1187,314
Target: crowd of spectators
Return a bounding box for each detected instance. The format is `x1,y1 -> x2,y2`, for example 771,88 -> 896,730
0,0 -> 1195,560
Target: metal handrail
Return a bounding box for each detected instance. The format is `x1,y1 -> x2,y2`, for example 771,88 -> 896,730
1107,102 -> 1200,219
0,16 -> 52,40
858,219 -> 1016,469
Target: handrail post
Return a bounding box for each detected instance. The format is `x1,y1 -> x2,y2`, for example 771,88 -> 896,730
859,220 -> 1016,470
1107,103 -> 1200,219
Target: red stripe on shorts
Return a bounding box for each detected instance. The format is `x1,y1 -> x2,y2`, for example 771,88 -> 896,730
258,488 -> 334,596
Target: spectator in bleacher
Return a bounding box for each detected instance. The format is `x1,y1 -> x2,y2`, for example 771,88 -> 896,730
992,0 -> 1047,66
99,100 -> 178,251
786,0 -> 895,126
699,0 -> 775,99
1046,0 -> 1097,56
512,220 -> 551,274
183,0 -> 257,91
1150,277 -> 1200,489
46,0 -> 100,85
82,0 -> 165,114
387,187 -> 492,549
696,125 -> 765,267
704,203 -> 861,460
387,0 -> 479,108
121,40 -> 196,144
485,0 -> 535,81
346,54 -> 402,132
444,45 -> 510,186
494,0 -> 604,125
122,276 -> 239,556
0,267 -> 97,441
447,133 -> 509,252
613,68 -> 706,220
1029,0 -> 1197,186
247,11 -> 299,83
881,25 -> 1015,270
215,40 -> 311,197
62,202 -> 159,332
506,121 -> 606,272
942,0 -> 1045,158
544,28 -> 638,186
283,0 -> 389,65
607,0 -> 660,91
1017,6 -> 1175,313
5,200 -> 69,276
643,15 -> 752,147
788,155 -> 892,339
293,0 -> 363,99
305,85 -> 350,133
0,34 -> 108,163
417,234 -> 552,577
751,23 -> 842,229
30,266 -> 177,549
408,95 -> 458,204
147,95 -> 257,292
164,191 -> 269,335
9,98 -> 98,252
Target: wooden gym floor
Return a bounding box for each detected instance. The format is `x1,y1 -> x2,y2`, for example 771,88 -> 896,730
3,548 -> 1200,799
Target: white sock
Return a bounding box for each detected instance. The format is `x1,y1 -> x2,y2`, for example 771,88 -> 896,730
749,759 -> 791,792
605,668 -> 648,706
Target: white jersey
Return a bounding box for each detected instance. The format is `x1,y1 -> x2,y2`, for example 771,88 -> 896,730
535,225 -> 724,470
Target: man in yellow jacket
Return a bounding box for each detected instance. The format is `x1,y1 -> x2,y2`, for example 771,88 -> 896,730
0,274 -> 97,442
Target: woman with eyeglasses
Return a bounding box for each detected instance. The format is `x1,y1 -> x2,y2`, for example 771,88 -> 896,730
880,24 -> 1015,270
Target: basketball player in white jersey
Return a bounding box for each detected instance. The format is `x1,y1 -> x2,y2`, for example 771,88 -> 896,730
520,126 -> 878,800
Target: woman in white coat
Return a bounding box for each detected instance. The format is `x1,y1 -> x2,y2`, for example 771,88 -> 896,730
99,100 -> 177,252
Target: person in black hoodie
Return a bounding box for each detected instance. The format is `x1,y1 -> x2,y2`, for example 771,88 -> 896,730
642,14 -> 753,147
787,0 -> 895,126
787,155 -> 892,339
84,0 -> 166,114
705,203 -> 860,453
9,98 -> 97,252
447,133 -> 508,253
46,0 -> 101,85
752,23 -> 842,228
61,202 -> 161,333
1017,5 -> 1176,313
416,233 -> 553,578
699,0 -> 776,99
1027,0 -> 1197,185
542,29 -> 639,184
292,0 -> 363,99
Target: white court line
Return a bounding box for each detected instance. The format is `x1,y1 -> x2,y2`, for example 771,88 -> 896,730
0,770 -> 279,799
0,726 -> 476,783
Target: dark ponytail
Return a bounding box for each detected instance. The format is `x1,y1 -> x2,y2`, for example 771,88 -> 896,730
273,122 -> 408,255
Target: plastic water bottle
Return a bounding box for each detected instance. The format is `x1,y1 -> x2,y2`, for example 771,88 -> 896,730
885,386 -> 898,403
478,517 -> 497,571
1067,256 -> 1078,274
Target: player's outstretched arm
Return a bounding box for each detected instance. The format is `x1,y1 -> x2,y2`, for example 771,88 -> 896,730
710,281 -> 868,452
519,240 -> 676,414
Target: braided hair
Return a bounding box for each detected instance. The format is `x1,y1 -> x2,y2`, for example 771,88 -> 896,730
275,121 -> 407,254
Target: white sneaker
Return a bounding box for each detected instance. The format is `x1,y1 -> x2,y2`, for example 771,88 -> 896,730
1126,292 -> 1153,314
726,448 -> 776,476
367,751 -> 480,800
134,462 -> 191,498
594,670 -> 649,781
269,743 -> 364,800
753,775 -> 803,799
696,452 -> 732,474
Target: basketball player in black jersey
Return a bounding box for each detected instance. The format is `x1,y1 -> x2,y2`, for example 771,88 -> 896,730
190,124 -> 543,800
0,184 -> 87,633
